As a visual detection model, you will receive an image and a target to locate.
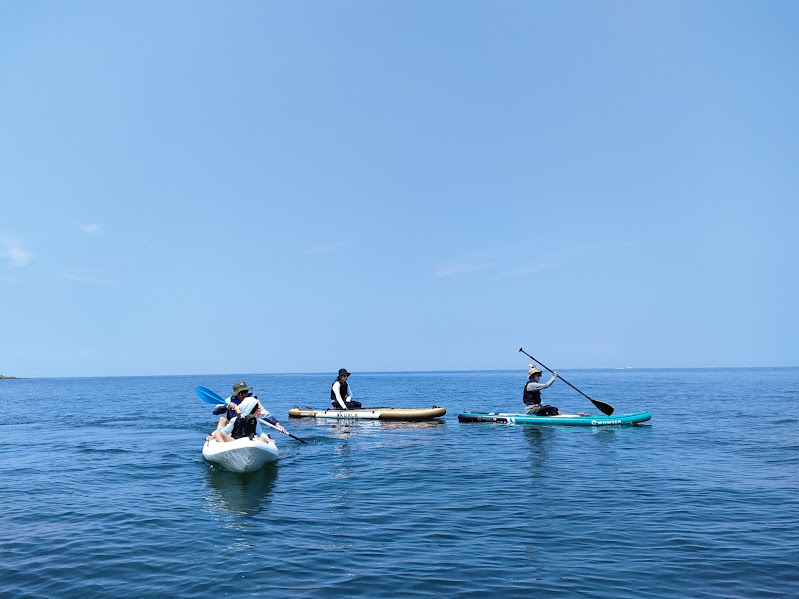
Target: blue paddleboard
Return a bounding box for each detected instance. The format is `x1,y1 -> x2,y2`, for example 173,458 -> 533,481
458,411 -> 651,426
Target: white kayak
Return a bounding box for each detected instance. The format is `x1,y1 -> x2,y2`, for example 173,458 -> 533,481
202,435 -> 279,473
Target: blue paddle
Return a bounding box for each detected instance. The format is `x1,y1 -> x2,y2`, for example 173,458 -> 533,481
196,385 -> 308,444
197,385 -> 233,407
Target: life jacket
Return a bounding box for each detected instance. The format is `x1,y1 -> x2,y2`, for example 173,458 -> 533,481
331,378 -> 350,408
523,381 -> 542,406
231,415 -> 258,440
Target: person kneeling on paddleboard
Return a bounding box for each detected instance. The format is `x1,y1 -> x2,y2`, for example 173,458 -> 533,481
206,397 -> 285,443
523,366 -> 560,415
331,368 -> 362,410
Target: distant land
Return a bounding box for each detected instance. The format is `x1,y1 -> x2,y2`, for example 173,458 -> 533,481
0,374 -> 19,379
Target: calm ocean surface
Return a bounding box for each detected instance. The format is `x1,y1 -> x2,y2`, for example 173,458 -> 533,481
1,368 -> 798,598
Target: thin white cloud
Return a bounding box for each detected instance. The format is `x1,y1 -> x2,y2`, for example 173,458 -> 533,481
301,241 -> 354,255
432,240 -> 633,280
432,245 -> 514,279
0,236 -> 33,267
433,263 -> 487,278
498,241 -> 632,277
497,263 -> 554,278
80,224 -> 103,235
57,271 -> 118,286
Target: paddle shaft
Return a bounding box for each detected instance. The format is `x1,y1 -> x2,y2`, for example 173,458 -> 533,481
259,418 -> 307,444
518,348 -> 614,415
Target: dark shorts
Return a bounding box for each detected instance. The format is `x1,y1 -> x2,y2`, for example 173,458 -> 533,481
525,404 -> 558,416
332,400 -> 362,409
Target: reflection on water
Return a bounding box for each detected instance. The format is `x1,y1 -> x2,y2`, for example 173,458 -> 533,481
325,422 -> 357,439
375,420 -> 446,430
330,438 -> 355,515
522,426 -> 552,471
307,418 -> 445,437
204,464 -> 278,517
7,370 -> 799,598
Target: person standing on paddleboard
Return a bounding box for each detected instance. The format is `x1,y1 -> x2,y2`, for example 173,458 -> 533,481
523,366 -> 560,415
331,369 -> 362,410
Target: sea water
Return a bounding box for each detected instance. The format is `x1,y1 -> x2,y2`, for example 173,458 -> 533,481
1,368 -> 797,598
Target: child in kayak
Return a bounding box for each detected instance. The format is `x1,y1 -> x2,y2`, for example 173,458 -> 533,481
207,397 -> 277,443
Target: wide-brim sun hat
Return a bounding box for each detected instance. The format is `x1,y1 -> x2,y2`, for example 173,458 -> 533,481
338,368 -> 351,377
528,367 -> 542,377
232,381 -> 252,396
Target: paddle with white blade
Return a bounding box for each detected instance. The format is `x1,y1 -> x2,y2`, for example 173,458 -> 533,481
196,385 -> 308,444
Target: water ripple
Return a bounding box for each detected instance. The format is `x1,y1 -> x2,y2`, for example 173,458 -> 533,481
2,369 -> 799,598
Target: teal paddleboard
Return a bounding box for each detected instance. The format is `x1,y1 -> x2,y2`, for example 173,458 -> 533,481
458,411 -> 651,426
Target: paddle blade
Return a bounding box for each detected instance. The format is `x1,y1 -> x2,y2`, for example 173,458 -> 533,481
197,385 -> 227,405
592,399 -> 614,415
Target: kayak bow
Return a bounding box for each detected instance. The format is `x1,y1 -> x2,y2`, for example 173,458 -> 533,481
202,435 -> 279,473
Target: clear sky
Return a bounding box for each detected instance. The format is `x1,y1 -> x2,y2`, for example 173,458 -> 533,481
1,1 -> 797,378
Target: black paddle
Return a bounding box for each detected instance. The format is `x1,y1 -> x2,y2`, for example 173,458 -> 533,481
519,348 -> 615,415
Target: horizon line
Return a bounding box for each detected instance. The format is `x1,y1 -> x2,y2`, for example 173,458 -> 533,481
4,365 -> 797,380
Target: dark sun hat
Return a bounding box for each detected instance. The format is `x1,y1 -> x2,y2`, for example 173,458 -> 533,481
232,381 -> 252,396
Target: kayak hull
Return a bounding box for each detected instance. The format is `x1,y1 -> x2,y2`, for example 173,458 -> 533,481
458,411 -> 651,426
288,406 -> 446,421
202,435 -> 279,473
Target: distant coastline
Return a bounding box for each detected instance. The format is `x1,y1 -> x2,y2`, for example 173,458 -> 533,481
0,374 -> 19,379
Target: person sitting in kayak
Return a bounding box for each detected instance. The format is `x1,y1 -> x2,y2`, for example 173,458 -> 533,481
212,380 -> 252,429
206,397 -> 283,443
331,368 -> 362,410
211,381 -> 288,436
523,366 -> 560,415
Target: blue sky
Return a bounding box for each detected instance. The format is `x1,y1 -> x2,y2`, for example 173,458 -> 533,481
2,1 -> 797,377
